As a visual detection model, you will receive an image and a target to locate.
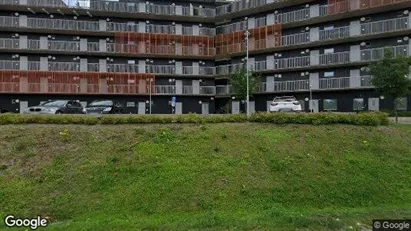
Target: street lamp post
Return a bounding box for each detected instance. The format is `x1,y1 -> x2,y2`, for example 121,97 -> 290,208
309,84 -> 313,113
245,30 -> 250,118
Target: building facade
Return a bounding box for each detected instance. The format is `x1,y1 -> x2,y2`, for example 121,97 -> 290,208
0,0 -> 410,114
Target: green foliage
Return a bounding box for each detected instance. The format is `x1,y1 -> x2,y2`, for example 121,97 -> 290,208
381,110 -> 411,117
368,49 -> 411,100
0,124 -> 411,230
0,112 -> 389,126
250,112 -> 388,126
229,67 -> 261,100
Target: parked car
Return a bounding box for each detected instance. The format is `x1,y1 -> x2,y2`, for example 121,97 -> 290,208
23,100 -> 84,114
83,100 -> 123,114
269,96 -> 302,112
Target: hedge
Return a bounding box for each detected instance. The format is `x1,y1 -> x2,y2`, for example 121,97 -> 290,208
0,112 -> 389,126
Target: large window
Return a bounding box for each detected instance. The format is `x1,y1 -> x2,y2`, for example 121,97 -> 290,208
397,97 -> 408,111
324,99 -> 337,111
324,71 -> 335,78
353,98 -> 364,111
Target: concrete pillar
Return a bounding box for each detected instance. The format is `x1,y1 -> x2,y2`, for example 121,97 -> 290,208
99,20 -> 107,31
350,20 -> 361,36
99,78 -> 107,94
350,45 -> 360,62
310,50 -> 319,66
40,57 -> 48,71
193,62 -> 199,75
266,76 -> 274,92
247,17 -> 255,29
266,55 -> 274,70
309,72 -> 319,90
175,43 -> 182,55
175,61 -> 182,74
267,13 -> 275,25
80,58 -> 87,72
310,27 -> 319,41
19,15 -> 27,27
40,36 -> 48,50
176,80 -> 183,94
192,80 -> 200,94
80,38 -> 87,51
176,5 -> 183,15
19,56 -> 28,70
138,22 -> 146,33
40,77 -> 48,93
99,39 -> 107,52
80,78 -> 87,93
138,2 -> 146,13
138,60 -> 146,73
19,36 -> 27,49
309,5 -> 319,18
99,59 -> 107,72
176,24 -> 182,35
192,25 -> 199,35
189,3 -> 194,16
350,69 -> 361,88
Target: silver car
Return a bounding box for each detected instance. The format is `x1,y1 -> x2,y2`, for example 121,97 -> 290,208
23,100 -> 84,114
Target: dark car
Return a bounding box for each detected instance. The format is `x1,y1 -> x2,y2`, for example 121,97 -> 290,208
83,100 -> 123,114
23,100 -> 84,114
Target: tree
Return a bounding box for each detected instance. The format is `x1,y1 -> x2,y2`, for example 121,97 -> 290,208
229,67 -> 261,101
368,48 -> 411,123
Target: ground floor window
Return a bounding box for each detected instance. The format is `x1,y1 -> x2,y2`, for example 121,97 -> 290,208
353,98 -> 364,111
323,99 -> 337,111
397,97 -> 408,111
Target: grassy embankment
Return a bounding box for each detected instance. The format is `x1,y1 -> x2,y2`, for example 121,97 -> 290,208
1,124 -> 411,230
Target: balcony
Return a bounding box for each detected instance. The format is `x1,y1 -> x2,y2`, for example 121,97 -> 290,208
48,40 -> 80,51
361,45 -> 409,61
155,85 -> 176,94
281,32 -> 310,46
319,52 -> 350,65
216,85 -> 233,95
107,22 -> 139,33
361,17 -> 409,35
319,26 -> 350,41
146,65 -> 176,75
27,17 -> 100,31
0,0 -> 215,17
0,60 -> 19,70
48,62 -> 80,72
275,8 -> 311,24
0,38 -> 19,49
200,86 -> 216,95
107,64 -> 139,73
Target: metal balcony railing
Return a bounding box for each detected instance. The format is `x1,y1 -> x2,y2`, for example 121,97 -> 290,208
0,38 -> 19,49
183,85 -> 193,94
107,64 -> 139,73
281,32 -> 310,46
48,41 -> 80,51
182,66 -> 193,75
27,18 -> 100,31
361,75 -> 373,87
360,45 -> 409,61
361,17 -> 409,35
215,0 -> 267,15
275,56 -> 311,69
319,26 -> 350,41
28,40 -> 40,49
275,8 -> 310,24
146,65 -> 176,75
255,17 -> 267,27
199,28 -> 216,36
147,4 -> 175,15
200,86 -> 216,95
87,42 -> 99,52
0,60 -> 19,70
87,63 -> 99,72
28,61 -> 40,70
259,80 -> 310,93
155,85 -> 176,94
216,21 -> 247,34
0,16 -> 19,27
254,61 -> 267,71
147,24 -> 175,34
107,22 -> 139,32
48,62 -> 80,72
320,77 -> 350,89
319,51 -> 350,65
216,85 -> 232,95
199,67 -> 215,75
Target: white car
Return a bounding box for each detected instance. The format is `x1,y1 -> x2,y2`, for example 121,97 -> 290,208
269,96 -> 302,112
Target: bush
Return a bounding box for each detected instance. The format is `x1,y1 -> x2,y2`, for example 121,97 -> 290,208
0,112 -> 388,126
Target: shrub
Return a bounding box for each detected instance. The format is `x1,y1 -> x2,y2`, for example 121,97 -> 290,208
0,112 -> 388,126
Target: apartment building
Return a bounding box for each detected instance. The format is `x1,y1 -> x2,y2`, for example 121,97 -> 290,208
0,0 -> 410,114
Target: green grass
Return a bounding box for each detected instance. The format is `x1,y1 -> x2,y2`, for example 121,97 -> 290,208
0,124 -> 411,230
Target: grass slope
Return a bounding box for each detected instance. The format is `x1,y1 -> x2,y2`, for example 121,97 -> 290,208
0,124 -> 411,230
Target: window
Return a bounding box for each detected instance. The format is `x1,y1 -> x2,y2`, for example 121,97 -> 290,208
324,99 -> 337,111
324,48 -> 334,54
397,97 -> 408,110
324,71 -> 335,77
324,25 -> 334,31
353,98 -> 364,111
128,60 -> 135,65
